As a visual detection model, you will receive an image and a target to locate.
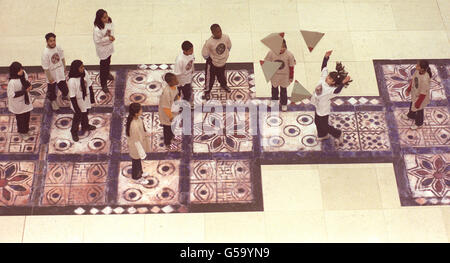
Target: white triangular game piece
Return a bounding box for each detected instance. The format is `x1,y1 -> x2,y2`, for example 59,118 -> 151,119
300,30 -> 325,52
290,80 -> 311,102
260,60 -> 282,83
261,32 -> 285,54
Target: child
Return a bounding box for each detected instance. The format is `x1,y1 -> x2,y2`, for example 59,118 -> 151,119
126,102 -> 151,185
310,50 -> 351,141
402,60 -> 432,130
41,32 -> 69,111
67,60 -> 96,142
264,39 -> 296,112
201,24 -> 232,100
93,9 -> 115,94
158,73 -> 180,151
174,41 -> 195,108
7,62 -> 33,140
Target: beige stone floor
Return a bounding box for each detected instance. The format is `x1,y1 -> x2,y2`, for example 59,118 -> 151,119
0,0 -> 449,243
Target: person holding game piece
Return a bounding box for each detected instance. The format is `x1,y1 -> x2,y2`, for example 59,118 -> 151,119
126,102 -> 151,185
93,9 -> 115,94
7,62 -> 33,140
67,60 -> 96,142
174,41 -> 195,108
41,32 -> 69,111
264,39 -> 296,112
311,50 -> 351,141
402,60 -> 432,130
158,73 -> 180,151
201,24 -> 232,100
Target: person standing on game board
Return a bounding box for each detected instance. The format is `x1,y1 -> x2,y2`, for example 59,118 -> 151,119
174,40 -> 195,109
41,32 -> 69,111
7,62 -> 34,140
93,9 -> 115,95
310,50 -> 351,142
403,60 -> 432,130
201,24 -> 232,101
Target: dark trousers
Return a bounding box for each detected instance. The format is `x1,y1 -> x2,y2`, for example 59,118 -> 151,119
71,110 -> 90,135
314,113 -> 342,139
100,55 -> 111,89
163,125 -> 174,146
131,158 -> 143,180
178,83 -> 192,102
15,111 -> 31,134
204,58 -> 227,93
47,80 -> 69,101
272,86 -> 288,106
407,102 -> 424,126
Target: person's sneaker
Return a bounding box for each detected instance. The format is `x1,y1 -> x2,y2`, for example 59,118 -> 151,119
19,133 -> 30,141
281,105 -> 288,112
401,114 -> 412,121
82,125 -> 97,131
136,178 -> 149,185
317,135 -> 330,141
71,133 -> 79,142
142,172 -> 149,177
410,124 -> 422,130
107,74 -> 114,81
221,86 -> 231,93
51,101 -> 60,111
102,87 -> 110,94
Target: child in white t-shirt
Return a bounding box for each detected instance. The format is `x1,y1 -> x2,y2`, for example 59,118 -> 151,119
67,60 -> 97,142
41,32 -> 69,111
93,9 -> 115,94
174,41 -> 195,108
310,50 -> 351,141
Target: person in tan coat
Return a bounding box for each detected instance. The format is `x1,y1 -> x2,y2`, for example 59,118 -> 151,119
126,102 -> 151,184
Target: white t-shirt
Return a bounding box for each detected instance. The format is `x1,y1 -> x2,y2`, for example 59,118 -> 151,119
310,67 -> 337,116
41,45 -> 66,83
68,70 -> 93,113
7,71 -> 34,114
93,22 -> 114,60
174,52 -> 195,86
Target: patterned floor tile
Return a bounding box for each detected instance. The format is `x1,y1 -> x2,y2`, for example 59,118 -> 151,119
404,153 -> 450,205
394,107 -> 450,147
48,113 -> 111,154
330,111 -> 391,151
0,162 -> 35,207
193,111 -> 253,153
121,112 -> 181,153
41,162 -> 108,206
124,69 -> 172,106
382,64 -> 445,102
117,160 -> 180,206
190,160 -> 253,204
0,114 -> 42,153
261,111 -> 320,152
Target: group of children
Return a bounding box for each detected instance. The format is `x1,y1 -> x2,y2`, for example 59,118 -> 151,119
6,9 -> 432,184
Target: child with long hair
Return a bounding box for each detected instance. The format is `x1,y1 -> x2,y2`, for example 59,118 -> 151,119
402,60 -> 432,130
126,102 -> 151,185
93,9 -> 115,94
7,62 -> 33,140
41,32 -> 69,111
311,50 -> 351,141
67,60 -> 96,142
264,39 -> 296,112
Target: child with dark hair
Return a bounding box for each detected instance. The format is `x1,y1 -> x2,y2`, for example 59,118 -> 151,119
174,40 -> 195,108
158,73 -> 180,151
126,102 -> 151,185
41,32 -> 69,111
67,60 -> 96,142
201,24 -> 232,100
402,60 -> 432,130
264,39 -> 296,112
93,9 -> 115,94
7,62 -> 33,140
310,50 -> 351,141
